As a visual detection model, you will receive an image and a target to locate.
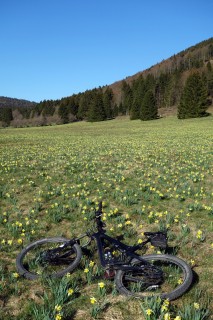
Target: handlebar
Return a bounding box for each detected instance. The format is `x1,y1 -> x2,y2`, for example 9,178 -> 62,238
91,202 -> 167,248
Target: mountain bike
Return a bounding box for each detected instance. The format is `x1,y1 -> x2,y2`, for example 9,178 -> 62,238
16,202 -> 193,300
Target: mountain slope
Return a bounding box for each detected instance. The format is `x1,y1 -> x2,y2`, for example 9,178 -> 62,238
0,96 -> 37,109
109,37 -> 213,104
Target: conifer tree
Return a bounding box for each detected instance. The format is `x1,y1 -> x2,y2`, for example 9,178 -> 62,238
164,75 -> 176,108
118,102 -> 125,115
42,100 -> 55,116
0,107 -> 13,126
130,99 -> 141,120
58,103 -> 69,123
140,90 -> 158,121
87,92 -> 106,122
67,96 -> 78,116
103,87 -> 113,119
77,90 -> 95,119
130,76 -> 145,120
178,72 -> 208,119
206,62 -> 213,98
155,73 -> 170,108
121,80 -> 133,115
144,74 -> 156,92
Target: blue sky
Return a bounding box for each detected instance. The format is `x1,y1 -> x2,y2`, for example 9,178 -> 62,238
1,0 -> 213,102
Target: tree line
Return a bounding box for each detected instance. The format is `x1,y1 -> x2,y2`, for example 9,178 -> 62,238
1,39 -> 213,126
120,61 -> 213,121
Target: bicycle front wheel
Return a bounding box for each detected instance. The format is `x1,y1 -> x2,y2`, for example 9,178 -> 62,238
115,254 -> 193,301
16,237 -> 82,280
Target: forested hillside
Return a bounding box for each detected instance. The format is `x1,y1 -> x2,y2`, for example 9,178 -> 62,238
0,96 -> 36,109
1,37 -> 213,127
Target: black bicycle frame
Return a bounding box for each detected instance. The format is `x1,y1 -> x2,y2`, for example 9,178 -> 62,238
46,202 -> 165,274
91,230 -> 150,270
83,201 -> 153,270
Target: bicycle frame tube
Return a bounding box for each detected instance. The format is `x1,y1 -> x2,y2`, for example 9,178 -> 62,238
90,201 -> 152,269
91,231 -> 150,268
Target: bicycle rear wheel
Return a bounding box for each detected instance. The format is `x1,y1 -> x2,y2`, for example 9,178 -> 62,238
115,254 -> 193,300
16,237 -> 82,280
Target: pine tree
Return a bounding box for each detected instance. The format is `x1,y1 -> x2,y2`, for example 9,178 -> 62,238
130,76 -> 145,120
178,72 -> 208,119
144,74 -> 156,92
58,103 -> 69,123
87,92 -> 106,122
140,90 -> 158,121
42,100 -> 55,116
67,96 -> 78,116
130,99 -> 140,120
118,102 -> 125,115
77,90 -> 96,119
206,62 -> 213,98
164,74 -> 176,108
0,107 -> 13,126
103,87 -> 113,119
121,81 -> 133,115
155,73 -> 170,108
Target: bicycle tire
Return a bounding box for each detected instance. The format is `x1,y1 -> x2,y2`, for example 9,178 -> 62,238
115,254 -> 193,301
16,237 -> 82,280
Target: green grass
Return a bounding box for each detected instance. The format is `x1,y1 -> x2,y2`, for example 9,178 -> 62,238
0,116 -> 213,319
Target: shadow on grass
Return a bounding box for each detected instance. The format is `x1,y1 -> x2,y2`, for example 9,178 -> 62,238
165,245 -> 179,255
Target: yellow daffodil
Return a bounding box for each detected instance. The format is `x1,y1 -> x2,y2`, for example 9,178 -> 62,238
98,282 -> 105,288
196,230 -> 203,239
13,272 -> 19,278
54,305 -> 62,312
89,260 -> 95,267
161,305 -> 168,311
146,308 -> 153,316
194,302 -> 200,309
90,297 -> 97,304
67,288 -> 74,296
164,313 -> 171,320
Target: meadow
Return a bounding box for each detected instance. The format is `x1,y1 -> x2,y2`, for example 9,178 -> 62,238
0,116 -> 213,320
